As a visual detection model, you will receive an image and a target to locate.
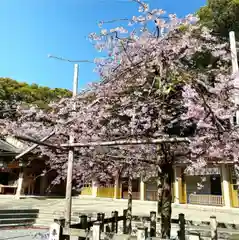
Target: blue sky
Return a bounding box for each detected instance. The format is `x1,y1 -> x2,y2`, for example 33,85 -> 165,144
0,0 -> 206,91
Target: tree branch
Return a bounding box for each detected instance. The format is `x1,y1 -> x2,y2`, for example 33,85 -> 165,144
197,86 -> 225,133
15,131 -> 56,159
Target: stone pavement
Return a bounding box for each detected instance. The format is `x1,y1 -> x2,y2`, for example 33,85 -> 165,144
68,197 -> 239,225
0,196 -> 239,239
0,229 -> 48,240
0,196 -> 239,225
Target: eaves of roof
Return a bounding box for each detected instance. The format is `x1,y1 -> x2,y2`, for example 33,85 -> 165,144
0,139 -> 21,154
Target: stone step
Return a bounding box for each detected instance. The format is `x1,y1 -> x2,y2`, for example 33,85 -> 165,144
0,213 -> 38,219
0,209 -> 39,214
0,208 -> 38,228
0,217 -> 36,225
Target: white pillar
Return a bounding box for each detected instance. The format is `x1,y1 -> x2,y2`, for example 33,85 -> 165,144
15,169 -> 24,199
221,164 -> 231,207
140,177 -> 145,201
92,180 -> 98,198
174,167 -> 180,204
114,177 -> 120,199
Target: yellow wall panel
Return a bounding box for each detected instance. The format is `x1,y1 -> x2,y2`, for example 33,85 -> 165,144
97,187 -> 115,198
81,187 -> 92,195
229,166 -> 239,208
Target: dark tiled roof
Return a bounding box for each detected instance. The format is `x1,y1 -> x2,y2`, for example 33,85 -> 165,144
0,139 -> 21,154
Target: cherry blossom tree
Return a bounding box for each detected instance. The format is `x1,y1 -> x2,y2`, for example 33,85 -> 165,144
84,0 -> 236,236
1,0 -> 238,238
182,72 -> 239,174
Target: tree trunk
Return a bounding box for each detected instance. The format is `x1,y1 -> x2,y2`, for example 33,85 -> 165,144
126,175 -> 132,234
160,163 -> 173,239
157,165 -> 163,215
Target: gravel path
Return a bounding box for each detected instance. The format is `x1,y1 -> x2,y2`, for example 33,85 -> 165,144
0,229 -> 49,240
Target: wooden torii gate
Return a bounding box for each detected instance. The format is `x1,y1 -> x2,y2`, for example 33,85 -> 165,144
14,133 -> 189,228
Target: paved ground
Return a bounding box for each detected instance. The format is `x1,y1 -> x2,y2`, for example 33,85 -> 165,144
0,195 -> 239,224
0,229 -> 48,240
0,228 -> 179,240
57,197 -> 239,224
0,196 -> 239,239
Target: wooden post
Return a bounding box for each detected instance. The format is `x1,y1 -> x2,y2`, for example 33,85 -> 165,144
111,211 -> 118,233
150,211 -> 156,237
178,213 -> 185,240
210,216 -> 218,240
137,226 -> 148,240
15,168 -> 24,199
105,224 -> 111,233
80,215 -> 88,229
54,218 -> 66,227
65,63 -> 79,228
123,209 -> 127,234
97,213 -> 105,232
93,222 -> 101,240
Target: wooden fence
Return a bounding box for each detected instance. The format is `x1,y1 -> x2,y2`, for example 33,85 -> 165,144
49,210 -> 239,240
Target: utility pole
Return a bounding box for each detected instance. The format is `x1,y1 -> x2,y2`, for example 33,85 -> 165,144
48,55 -> 90,227
230,31 -> 239,107
65,64 -> 79,228
229,31 -> 239,190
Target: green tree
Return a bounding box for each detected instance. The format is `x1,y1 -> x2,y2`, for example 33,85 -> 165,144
0,78 -> 71,109
198,0 -> 239,37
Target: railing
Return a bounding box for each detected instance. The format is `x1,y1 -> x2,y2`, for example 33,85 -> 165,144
50,210 -> 239,240
188,194 -> 224,206
0,180 -> 18,194
122,192 -> 140,200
